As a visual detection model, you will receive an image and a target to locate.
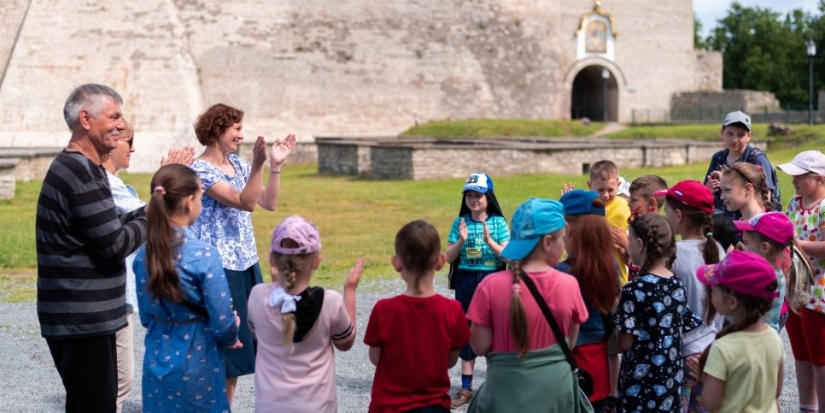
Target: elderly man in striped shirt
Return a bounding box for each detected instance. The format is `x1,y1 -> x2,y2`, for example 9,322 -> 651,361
36,84 -> 147,413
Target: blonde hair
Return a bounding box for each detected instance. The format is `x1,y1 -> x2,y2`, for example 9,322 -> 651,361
590,160 -> 619,182
270,240 -> 318,352
721,162 -> 771,212
122,117 -> 134,140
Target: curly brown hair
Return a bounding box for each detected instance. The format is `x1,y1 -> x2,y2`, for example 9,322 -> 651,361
193,103 -> 244,146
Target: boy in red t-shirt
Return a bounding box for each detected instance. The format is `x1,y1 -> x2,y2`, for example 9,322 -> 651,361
364,220 -> 471,413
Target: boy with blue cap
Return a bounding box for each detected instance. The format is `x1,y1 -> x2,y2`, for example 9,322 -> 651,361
704,110 -> 780,218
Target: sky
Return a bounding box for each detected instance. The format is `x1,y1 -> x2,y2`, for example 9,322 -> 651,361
694,0 -> 820,37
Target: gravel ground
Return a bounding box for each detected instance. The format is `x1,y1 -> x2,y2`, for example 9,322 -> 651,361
0,277 -> 798,412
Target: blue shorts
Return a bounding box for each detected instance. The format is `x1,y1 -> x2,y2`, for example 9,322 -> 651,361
455,269 -> 498,361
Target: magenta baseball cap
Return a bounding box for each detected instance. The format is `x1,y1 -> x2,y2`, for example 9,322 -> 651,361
271,215 -> 321,254
733,212 -> 794,246
696,250 -> 779,299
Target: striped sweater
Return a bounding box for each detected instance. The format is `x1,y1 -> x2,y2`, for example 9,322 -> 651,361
36,151 -> 147,339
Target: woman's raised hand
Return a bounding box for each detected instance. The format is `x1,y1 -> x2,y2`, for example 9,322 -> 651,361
160,146 -> 196,166
270,134 -> 297,166
251,136 -> 267,167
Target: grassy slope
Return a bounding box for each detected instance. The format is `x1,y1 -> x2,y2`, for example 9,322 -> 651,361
401,119 -> 604,137
2,120 -> 823,300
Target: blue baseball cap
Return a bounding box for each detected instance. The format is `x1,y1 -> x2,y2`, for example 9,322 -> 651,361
722,110 -> 751,131
559,189 -> 605,216
463,173 -> 493,194
501,198 -> 566,261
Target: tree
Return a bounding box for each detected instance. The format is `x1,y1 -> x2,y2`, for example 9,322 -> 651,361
705,2 -> 820,107
694,14 -> 707,50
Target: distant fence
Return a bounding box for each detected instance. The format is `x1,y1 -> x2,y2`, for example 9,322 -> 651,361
632,107 -> 821,124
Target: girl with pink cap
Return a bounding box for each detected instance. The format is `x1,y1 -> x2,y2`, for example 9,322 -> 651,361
694,250 -> 785,413
246,215 -> 362,413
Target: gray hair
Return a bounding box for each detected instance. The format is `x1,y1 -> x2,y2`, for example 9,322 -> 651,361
63,84 -> 123,131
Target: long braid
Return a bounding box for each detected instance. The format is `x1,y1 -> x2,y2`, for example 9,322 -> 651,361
631,214 -> 676,275
697,287 -> 774,374
281,257 -> 298,350
509,261 -> 530,359
272,239 -> 318,353
701,213 -> 721,265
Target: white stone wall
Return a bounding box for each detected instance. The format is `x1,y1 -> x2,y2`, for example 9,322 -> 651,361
319,139 -> 760,180
0,159 -> 19,200
0,0 -> 719,172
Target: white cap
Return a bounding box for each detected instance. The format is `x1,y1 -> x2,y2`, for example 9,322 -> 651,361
778,150 -> 825,176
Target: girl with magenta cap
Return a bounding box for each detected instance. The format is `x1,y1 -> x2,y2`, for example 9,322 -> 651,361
694,250 -> 785,412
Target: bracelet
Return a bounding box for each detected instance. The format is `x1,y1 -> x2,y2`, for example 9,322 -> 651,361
270,169 -> 281,175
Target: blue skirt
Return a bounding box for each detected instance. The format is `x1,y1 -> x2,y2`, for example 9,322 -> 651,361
224,262 -> 262,378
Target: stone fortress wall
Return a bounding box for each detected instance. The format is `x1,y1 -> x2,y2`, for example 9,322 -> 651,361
0,0 -> 720,172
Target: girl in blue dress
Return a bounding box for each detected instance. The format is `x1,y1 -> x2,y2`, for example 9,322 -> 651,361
134,164 -> 242,413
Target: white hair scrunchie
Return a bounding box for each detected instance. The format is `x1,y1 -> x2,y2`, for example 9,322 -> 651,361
269,287 -> 302,313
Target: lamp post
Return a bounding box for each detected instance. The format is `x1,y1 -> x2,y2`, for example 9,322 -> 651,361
602,68 -> 610,122
808,40 -> 816,125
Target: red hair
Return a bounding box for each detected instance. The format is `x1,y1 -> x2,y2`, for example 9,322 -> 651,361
565,200 -> 619,313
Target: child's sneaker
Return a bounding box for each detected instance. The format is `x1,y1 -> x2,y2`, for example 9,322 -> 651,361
450,389 -> 473,408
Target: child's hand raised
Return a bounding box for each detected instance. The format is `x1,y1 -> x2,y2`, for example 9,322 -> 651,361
344,257 -> 363,291
458,218 -> 468,242
482,220 -> 491,243
560,182 -> 575,196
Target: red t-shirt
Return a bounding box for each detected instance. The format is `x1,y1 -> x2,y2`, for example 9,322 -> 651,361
364,294 -> 470,413
467,268 -> 588,352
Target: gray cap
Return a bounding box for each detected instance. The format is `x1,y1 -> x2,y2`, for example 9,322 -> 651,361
722,111 -> 751,131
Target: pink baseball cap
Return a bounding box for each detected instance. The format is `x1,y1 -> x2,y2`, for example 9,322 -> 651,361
696,250 -> 779,299
271,215 -> 321,255
653,180 -> 714,214
733,212 -> 794,245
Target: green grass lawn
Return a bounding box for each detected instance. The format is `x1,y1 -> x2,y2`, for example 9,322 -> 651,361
604,123 -> 825,145
401,119 -> 604,137
2,121 -> 823,301
399,119 -> 825,148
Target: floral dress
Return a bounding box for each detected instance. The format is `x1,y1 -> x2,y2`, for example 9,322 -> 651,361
613,273 -> 701,413
134,228 -> 238,413
191,154 -> 258,272
787,194 -> 825,313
